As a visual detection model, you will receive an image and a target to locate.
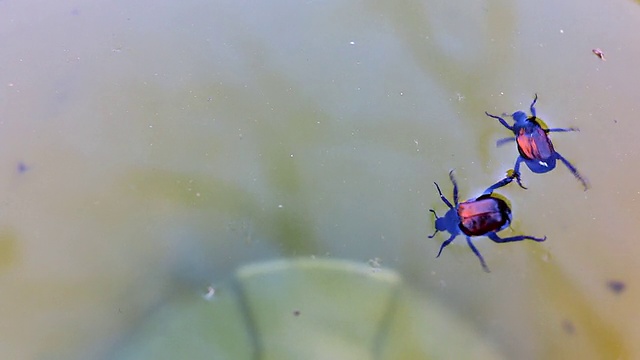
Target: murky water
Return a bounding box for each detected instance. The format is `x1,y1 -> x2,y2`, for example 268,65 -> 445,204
1,0 -> 639,358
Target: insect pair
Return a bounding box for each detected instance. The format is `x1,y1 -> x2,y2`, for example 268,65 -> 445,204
429,94 -> 588,272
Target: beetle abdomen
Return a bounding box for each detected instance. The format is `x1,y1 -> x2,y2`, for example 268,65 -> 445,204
458,197 -> 510,236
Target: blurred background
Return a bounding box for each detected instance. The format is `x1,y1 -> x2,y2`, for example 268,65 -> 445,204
1,0 -> 639,358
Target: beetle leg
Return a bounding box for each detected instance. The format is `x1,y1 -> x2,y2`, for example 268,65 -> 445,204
448,170 -> 459,206
555,153 -> 590,191
487,232 -> 547,243
485,111 -> 514,131
512,157 -> 528,189
546,127 -> 579,133
482,175 -> 514,195
530,93 -> 538,117
433,182 -> 455,209
428,210 -> 440,238
465,237 -> 490,273
496,137 -> 516,147
436,234 -> 458,258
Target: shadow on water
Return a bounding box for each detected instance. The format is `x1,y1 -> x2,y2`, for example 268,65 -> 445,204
126,165 -> 320,256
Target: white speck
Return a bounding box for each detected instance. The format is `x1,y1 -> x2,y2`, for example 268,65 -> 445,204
278,204 -> 283,208
349,41 -> 355,45
368,258 -> 382,272
560,29 -> 564,33
290,154 -> 294,158
539,161 -> 548,167
203,286 -> 216,301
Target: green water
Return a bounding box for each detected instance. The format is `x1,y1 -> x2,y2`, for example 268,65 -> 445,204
0,0 -> 638,358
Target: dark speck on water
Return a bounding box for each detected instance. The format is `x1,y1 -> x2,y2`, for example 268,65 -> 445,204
607,280 -> 625,294
17,162 -> 29,173
561,319 -> 575,334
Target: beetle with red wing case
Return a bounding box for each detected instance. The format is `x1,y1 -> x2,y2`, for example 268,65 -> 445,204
428,170 -> 546,273
485,94 -> 589,191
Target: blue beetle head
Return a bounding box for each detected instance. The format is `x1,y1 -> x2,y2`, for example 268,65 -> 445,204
511,111 -> 528,124
434,216 -> 447,232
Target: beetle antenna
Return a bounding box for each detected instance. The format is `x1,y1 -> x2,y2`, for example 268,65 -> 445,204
428,229 -> 439,238
429,209 -> 439,219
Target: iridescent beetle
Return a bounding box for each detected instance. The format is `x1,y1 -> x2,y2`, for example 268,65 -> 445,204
484,94 -> 589,190
428,170 -> 546,272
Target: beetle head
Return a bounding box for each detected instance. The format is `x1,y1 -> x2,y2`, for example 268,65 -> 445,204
434,216 -> 447,232
433,208 -> 460,235
511,111 -> 528,124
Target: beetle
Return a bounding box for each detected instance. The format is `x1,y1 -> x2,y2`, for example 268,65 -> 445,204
484,94 -> 589,190
428,170 -> 546,272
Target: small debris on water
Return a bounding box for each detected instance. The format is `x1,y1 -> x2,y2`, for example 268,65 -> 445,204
592,48 -> 606,61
